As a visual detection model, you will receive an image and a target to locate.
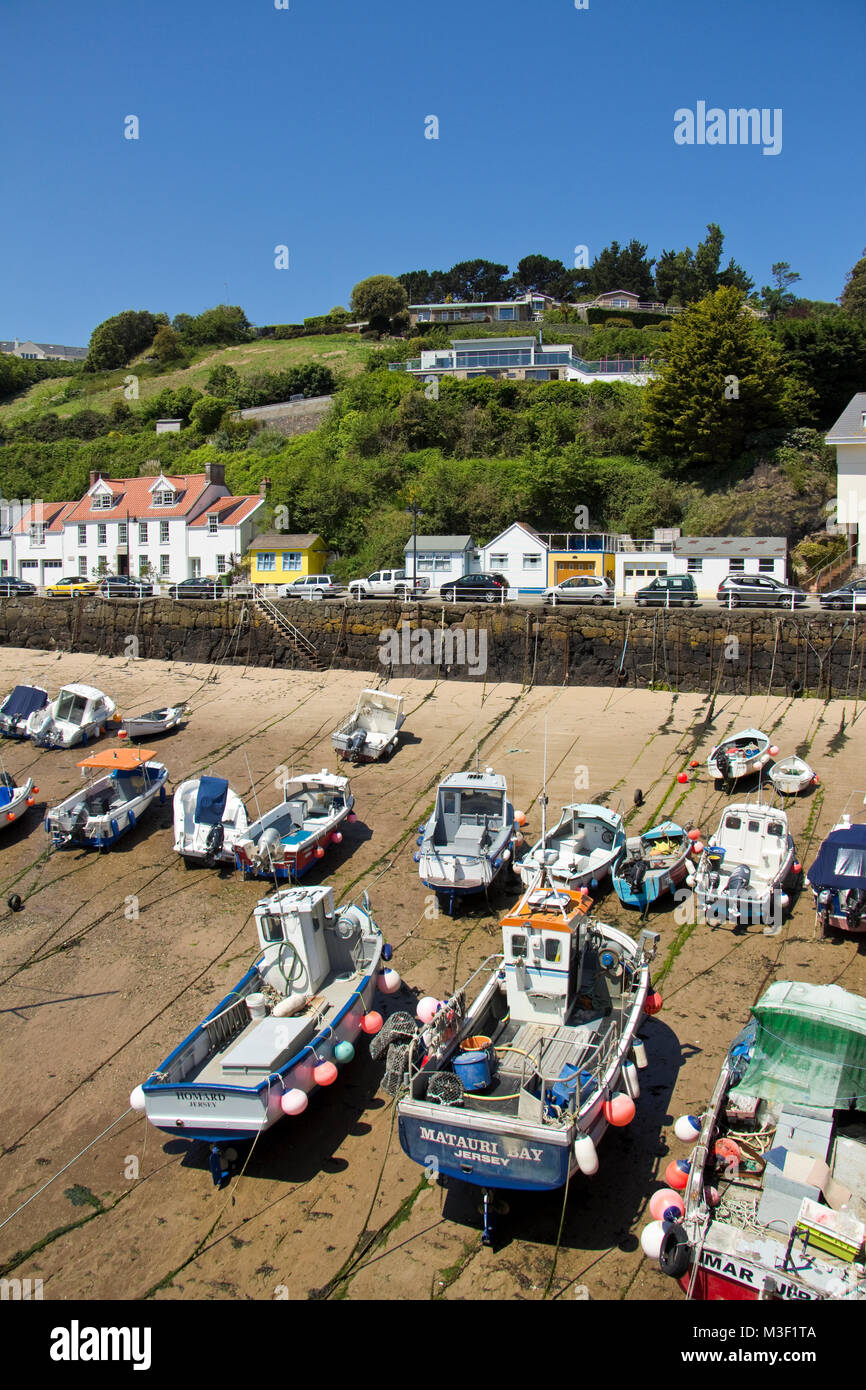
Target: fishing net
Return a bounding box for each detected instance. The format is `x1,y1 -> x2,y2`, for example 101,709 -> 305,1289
369,1011 -> 416,1062
425,1072 -> 465,1106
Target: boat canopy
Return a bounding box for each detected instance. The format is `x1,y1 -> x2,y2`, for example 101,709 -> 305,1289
77,748 -> 156,770
2,685 -> 48,718
730,980 -> 866,1111
807,824 -> 866,890
195,776 -> 229,825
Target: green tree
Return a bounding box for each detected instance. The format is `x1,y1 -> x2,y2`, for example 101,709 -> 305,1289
445,259 -> 512,301
190,396 -> 230,434
150,324 -> 184,363
350,275 -> 409,334
655,225 -> 752,304
840,248 -> 866,317
761,262 -> 802,321
510,254 -> 586,300
588,240 -> 656,300
774,314 -> 866,426
84,309 -> 168,372
643,287 -> 786,466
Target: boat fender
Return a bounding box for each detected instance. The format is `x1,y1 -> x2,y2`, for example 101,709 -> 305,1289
658,1223 -> 690,1279
574,1133 -> 599,1176
110,818 -> 119,839
128,810 -> 136,830
159,786 -> 166,804
632,1038 -> 648,1069
273,994 -> 310,1017
622,1061 -> 640,1101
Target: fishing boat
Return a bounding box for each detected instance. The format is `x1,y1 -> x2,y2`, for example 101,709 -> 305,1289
173,775 -> 249,866
395,858 -> 660,1245
30,684 -> 117,749
707,728 -> 774,782
234,770 -> 355,881
517,803 -> 626,892
646,981 -> 866,1302
688,802 -> 798,928
769,756 -> 816,796
121,704 -> 189,740
131,884 -> 392,1184
417,768 -> 516,915
0,685 -> 49,740
0,771 -> 38,829
808,811 -> 866,934
45,747 -> 168,850
612,821 -> 692,911
332,689 -> 405,763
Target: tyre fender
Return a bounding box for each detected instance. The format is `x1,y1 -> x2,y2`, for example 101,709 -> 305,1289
658,1222 -> 690,1279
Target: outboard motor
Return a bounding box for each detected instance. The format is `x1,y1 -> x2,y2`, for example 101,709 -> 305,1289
204,822 -> 225,864
845,888 -> 866,930
726,865 -> 751,921
715,749 -> 731,781
347,729 -> 367,760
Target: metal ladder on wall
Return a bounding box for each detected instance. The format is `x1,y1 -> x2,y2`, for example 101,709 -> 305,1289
249,585 -> 323,668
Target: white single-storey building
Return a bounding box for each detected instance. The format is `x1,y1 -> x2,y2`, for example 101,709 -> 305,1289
826,392 -> 866,564
615,534 -> 788,599
479,523 -> 548,592
403,535 -> 474,587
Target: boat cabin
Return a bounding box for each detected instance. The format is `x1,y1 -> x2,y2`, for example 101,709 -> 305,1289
710,805 -> 789,878
432,770 -> 508,852
501,875 -> 591,1026
254,884 -> 339,997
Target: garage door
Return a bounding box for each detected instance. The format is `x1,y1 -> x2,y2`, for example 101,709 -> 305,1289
623,564 -> 668,596
555,560 -> 596,583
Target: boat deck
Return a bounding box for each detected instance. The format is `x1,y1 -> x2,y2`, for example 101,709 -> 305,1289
455,1010 -> 616,1120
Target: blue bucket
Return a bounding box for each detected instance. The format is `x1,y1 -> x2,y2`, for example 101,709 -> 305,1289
453,1049 -> 492,1092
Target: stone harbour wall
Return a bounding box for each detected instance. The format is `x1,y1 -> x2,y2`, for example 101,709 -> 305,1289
0,597 -> 864,698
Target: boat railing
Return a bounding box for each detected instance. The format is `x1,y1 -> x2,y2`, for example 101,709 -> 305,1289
407,954 -> 504,1088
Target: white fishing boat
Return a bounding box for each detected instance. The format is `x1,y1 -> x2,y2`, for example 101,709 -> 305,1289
0,770 -> 38,829
0,685 -> 49,740
612,821 -> 692,911
234,770 -> 355,881
396,859 -> 660,1245
45,747 -> 168,850
707,728 -> 773,782
688,802 -> 798,928
132,884 -> 393,1184
518,803 -> 626,892
646,982 -> 866,1302
417,768 -> 516,915
173,775 -> 249,866
30,684 -> 117,749
332,689 -> 405,763
769,755 -> 816,796
122,704 -> 189,740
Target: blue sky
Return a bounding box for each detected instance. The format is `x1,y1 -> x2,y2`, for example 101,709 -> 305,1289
2,0 -> 864,345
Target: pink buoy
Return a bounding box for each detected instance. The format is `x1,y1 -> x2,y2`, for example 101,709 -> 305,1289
118,730 -> 128,739
604,1093 -> 636,1126
378,968 -> 401,994
665,1158 -> 690,1191
687,828 -> 702,842
416,996 -> 441,1024
769,745 -> 780,757
693,841 -> 705,855
650,1188 -> 685,1221
315,845 -> 326,859
281,1088 -> 308,1116
705,1186 -> 722,1207
331,831 -> 343,844
347,812 -> 357,822
360,1011 -> 383,1035
314,1060 -> 338,1086
645,990 -> 663,1015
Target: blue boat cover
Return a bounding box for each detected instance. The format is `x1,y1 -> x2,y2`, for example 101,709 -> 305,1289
2,685 -> 48,719
807,824 -> 866,890
0,786 -> 12,807
195,776 -> 229,826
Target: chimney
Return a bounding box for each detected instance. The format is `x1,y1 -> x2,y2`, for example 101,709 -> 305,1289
89,470 -> 104,488
205,461 -> 226,488
259,476 -> 271,498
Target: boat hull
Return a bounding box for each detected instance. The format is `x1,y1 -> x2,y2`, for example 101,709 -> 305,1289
398,1106 -> 574,1191
678,1252 -> 819,1302
46,774 -> 168,850
613,854 -> 689,910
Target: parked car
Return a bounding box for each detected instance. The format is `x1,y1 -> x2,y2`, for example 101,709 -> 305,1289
0,577 -> 36,597
282,574 -> 344,599
45,575 -> 101,598
542,575 -> 614,606
439,573 -> 510,603
717,574 -> 807,608
634,574 -> 698,607
96,575 -> 154,598
819,578 -> 866,610
347,569 -> 430,600
167,578 -> 225,600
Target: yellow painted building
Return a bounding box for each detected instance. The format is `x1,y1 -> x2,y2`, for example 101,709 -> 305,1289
246,531 -> 328,587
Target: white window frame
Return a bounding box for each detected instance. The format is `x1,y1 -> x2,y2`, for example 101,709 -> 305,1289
97,524 -> 107,545
160,554 -> 171,576
159,520 -> 170,544
139,522 -> 148,543
78,524 -> 86,545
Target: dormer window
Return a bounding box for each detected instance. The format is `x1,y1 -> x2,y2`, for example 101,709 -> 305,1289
153,490 -> 177,507
92,491 -> 115,510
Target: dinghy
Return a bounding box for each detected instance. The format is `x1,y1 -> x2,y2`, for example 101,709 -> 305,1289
517,803 -> 626,892
769,755 -> 816,796
332,689 -> 405,763
612,821 -> 691,911
646,982 -> 866,1302
396,858 -> 660,1245
235,770 -> 355,881
122,705 -> 189,740
132,884 -> 391,1183
45,747 -> 168,850
173,775 -> 249,866
30,684 -> 116,749
688,802 -> 798,928
707,728 -> 773,782
0,685 -> 49,740
808,813 -> 866,935
0,771 -> 38,830
417,768 -> 515,915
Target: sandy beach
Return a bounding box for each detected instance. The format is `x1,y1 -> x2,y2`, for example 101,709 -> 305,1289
1,646 -> 865,1302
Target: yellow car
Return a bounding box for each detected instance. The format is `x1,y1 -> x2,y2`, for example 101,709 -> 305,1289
45,575 -> 101,598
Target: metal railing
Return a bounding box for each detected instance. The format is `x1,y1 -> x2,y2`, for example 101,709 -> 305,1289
250,585 -> 319,661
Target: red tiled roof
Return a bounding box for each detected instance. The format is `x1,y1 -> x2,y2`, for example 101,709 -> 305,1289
188,496 -> 264,528
13,500 -> 77,534
67,474 -> 218,523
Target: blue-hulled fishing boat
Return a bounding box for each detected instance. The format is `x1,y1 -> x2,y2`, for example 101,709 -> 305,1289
612,820 -> 692,910
45,747 -> 167,850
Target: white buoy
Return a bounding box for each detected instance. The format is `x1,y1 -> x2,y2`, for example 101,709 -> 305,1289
574,1133 -> 599,1176
129,1085 -> 146,1113
273,994 -> 309,1018
674,1114 -> 701,1144
378,968 -> 401,994
685,872 -> 696,888
640,1220 -> 666,1260
623,1060 -> 641,1100
632,1039 -> 648,1070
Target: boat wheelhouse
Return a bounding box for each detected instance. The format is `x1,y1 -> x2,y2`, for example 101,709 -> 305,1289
417,768 -> 515,914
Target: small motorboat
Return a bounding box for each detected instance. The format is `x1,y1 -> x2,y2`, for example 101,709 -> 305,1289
0,685 -> 49,740
332,689 -> 405,763
30,684 -> 117,749
122,705 -> 190,740
395,859 -> 660,1246
612,821 -> 692,911
235,770 -> 355,881
517,803 -> 625,892
769,755 -> 816,796
45,747 -> 168,850
646,981 -> 866,1302
0,770 -> 38,829
808,812 -> 866,934
132,884 -> 392,1183
417,767 -> 515,914
707,728 -> 773,782
173,775 -> 249,866
688,802 -> 798,928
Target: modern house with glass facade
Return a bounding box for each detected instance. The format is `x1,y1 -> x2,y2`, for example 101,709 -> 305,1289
408,294 -> 554,328
389,335 -> 653,385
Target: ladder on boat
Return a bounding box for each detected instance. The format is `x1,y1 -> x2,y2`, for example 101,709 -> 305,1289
250,586 -> 323,668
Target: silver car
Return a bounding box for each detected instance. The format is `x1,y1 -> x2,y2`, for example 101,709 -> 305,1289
282,574 -> 344,600
542,575 -> 615,605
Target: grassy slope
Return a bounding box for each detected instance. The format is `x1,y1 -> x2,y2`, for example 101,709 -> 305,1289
0,333 -> 379,424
